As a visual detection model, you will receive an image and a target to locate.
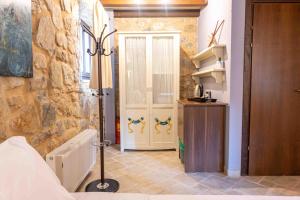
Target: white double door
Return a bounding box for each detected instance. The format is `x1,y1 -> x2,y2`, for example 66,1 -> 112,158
119,32 -> 180,151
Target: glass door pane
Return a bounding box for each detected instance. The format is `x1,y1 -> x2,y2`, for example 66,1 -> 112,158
152,37 -> 174,104
125,37 -> 147,105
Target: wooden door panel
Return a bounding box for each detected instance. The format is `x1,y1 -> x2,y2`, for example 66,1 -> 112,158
183,106 -> 206,172
206,106 -> 225,172
249,3 -> 300,175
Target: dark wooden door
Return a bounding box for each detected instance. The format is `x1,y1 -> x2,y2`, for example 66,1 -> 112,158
249,3 -> 300,175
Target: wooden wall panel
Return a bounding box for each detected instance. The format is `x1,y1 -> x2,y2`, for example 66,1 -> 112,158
114,10 -> 201,17
101,0 -> 207,10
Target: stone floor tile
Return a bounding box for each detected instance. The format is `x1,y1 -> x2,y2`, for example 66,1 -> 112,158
242,176 -> 264,184
231,179 -> 265,189
260,176 -> 300,189
198,175 -> 236,190
77,145 -> 300,196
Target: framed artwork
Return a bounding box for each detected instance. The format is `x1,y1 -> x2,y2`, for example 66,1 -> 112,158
0,0 -> 33,77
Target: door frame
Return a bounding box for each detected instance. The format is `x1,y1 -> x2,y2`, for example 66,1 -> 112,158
241,0 -> 300,175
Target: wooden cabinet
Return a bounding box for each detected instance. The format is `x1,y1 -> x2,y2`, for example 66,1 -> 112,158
119,32 -> 180,151
178,100 -> 226,172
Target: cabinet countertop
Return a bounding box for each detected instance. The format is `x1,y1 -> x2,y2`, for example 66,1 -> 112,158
178,99 -> 228,107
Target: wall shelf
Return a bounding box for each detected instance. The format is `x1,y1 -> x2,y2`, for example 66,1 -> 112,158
191,45 -> 226,68
192,68 -> 225,83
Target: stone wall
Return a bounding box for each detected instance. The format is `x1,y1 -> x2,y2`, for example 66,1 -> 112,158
114,17 -> 198,116
0,0 -> 98,156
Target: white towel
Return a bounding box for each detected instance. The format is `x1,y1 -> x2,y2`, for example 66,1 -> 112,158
89,0 -> 113,89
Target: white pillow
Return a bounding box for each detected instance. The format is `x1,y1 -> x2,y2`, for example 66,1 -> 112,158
0,136 -> 75,200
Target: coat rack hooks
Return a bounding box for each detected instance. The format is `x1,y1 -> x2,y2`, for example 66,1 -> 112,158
82,22 -> 119,193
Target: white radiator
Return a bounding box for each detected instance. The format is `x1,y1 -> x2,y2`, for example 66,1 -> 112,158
46,129 -> 97,192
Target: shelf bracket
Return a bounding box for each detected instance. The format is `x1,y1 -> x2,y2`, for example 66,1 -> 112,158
211,71 -> 225,83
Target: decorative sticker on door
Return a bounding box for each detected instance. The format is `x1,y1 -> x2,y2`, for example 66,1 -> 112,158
155,117 -> 172,134
128,117 -> 145,134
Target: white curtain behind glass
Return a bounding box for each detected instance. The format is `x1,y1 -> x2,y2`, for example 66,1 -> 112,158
152,37 -> 174,104
125,37 -> 147,105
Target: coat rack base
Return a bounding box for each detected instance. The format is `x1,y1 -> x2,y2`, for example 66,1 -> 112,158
85,179 -> 119,192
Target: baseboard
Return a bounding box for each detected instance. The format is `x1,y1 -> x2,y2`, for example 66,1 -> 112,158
225,169 -> 241,177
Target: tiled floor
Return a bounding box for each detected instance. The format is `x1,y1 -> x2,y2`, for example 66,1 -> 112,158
78,145 -> 300,195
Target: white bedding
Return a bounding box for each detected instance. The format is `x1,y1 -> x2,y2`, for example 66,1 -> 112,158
72,193 -> 300,200
0,137 -> 75,200
72,193 -> 148,200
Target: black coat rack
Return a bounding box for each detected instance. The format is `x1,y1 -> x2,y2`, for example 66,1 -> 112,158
81,22 -> 119,192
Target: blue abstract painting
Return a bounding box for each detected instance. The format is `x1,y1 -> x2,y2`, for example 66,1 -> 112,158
0,0 -> 33,77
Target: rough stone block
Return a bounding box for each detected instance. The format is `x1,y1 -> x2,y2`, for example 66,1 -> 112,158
63,119 -> 78,129
30,76 -> 48,91
56,32 -> 68,49
62,63 -> 74,85
54,121 -> 65,136
45,0 -> 64,30
6,96 -> 25,109
0,130 -> 6,140
67,37 -> 76,54
41,102 -> 56,128
33,53 -> 47,69
36,16 -> 56,54
70,102 -> 81,118
8,78 -> 25,89
60,0 -> 72,13
9,105 -> 40,132
0,108 -> 7,140
30,131 -> 52,146
50,60 -> 64,89
56,48 -> 69,63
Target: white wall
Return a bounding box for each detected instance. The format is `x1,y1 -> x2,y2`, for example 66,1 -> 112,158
227,0 -> 246,176
198,0 -> 246,176
198,0 -> 232,103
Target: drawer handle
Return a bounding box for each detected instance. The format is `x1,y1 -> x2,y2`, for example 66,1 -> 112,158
295,89 -> 300,93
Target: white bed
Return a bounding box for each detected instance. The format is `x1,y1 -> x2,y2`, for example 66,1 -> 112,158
72,192 -> 148,200
72,193 -> 300,200
1,137 -> 299,200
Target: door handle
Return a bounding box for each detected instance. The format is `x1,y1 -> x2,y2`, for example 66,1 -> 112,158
295,89 -> 300,93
